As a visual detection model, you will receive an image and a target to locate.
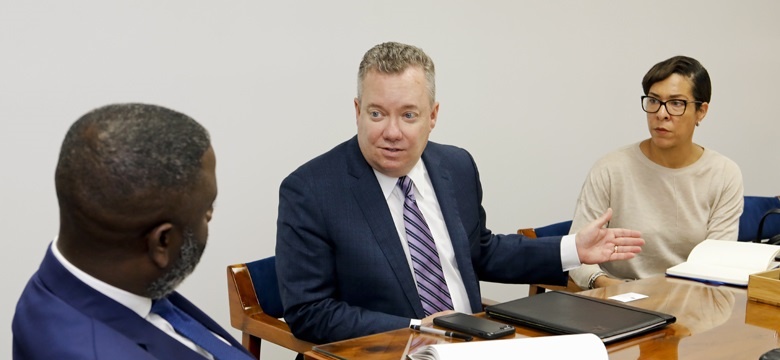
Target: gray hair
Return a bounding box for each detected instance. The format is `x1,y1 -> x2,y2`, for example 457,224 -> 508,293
357,41 -> 436,105
55,103 -> 210,216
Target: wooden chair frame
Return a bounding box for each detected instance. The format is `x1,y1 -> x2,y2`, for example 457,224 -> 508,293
227,263 -> 314,359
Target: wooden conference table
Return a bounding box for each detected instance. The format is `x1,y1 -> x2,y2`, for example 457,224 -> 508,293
303,276 -> 780,359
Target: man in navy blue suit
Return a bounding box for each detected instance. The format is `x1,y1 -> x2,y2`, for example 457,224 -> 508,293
13,104 -> 253,359
275,42 -> 645,345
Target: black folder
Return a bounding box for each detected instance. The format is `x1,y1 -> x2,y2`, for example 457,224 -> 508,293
484,291 -> 676,344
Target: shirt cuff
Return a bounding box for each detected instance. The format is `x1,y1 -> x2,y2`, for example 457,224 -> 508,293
560,234 -> 581,271
410,319 -> 422,327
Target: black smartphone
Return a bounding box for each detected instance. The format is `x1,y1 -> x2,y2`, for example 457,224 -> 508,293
433,312 -> 516,339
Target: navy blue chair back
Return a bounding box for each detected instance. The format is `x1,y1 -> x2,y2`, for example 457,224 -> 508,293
738,196 -> 780,242
245,256 -> 285,319
534,220 -> 573,237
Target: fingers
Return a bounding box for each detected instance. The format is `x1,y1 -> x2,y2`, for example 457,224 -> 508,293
612,233 -> 645,247
609,227 -> 643,239
604,231 -> 644,262
615,238 -> 645,248
606,227 -> 645,248
609,242 -> 642,261
612,245 -> 643,254
610,252 -> 638,261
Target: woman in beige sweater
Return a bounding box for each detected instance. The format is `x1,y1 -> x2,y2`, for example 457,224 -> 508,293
570,56 -> 744,289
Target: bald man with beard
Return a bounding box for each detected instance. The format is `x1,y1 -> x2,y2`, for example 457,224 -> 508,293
12,104 -> 253,360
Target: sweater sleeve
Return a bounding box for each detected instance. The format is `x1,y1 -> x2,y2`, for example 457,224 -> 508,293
706,157 -> 744,241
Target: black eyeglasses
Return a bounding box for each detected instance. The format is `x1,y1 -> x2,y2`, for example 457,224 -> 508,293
641,96 -> 703,116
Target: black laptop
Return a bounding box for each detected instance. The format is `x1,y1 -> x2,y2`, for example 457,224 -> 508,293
484,291 -> 676,344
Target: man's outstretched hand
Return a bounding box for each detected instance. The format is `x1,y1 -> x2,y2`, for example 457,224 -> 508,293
575,208 -> 644,265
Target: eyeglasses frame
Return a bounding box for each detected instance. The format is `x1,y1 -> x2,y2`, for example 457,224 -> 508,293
640,95 -> 704,116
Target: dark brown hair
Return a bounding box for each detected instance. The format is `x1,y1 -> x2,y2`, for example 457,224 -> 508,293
642,56 -> 711,109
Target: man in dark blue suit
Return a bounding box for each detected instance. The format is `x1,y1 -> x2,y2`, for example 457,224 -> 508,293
13,104 -> 253,360
276,42 -> 645,345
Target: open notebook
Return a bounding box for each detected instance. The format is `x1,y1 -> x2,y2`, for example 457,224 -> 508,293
665,239 -> 780,286
484,291 -> 675,344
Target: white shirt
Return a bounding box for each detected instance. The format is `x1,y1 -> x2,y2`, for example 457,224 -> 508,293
51,237 -> 217,360
373,160 -> 580,323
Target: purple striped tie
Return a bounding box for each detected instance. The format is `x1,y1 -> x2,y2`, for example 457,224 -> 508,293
398,176 -> 453,316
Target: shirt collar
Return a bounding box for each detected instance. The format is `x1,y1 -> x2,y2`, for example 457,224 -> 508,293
373,159 -> 433,200
51,236 -> 153,318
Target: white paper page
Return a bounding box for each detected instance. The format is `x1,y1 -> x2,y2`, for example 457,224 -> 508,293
407,333 -> 607,360
686,239 -> 779,271
666,262 -> 754,286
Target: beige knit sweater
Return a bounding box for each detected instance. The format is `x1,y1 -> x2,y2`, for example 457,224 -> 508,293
569,142 -> 744,288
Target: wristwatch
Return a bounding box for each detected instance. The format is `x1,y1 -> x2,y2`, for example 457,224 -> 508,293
587,270 -> 606,289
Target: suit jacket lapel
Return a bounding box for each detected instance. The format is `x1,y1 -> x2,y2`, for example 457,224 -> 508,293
422,145 -> 482,312
38,246 -> 225,360
345,137 -> 425,317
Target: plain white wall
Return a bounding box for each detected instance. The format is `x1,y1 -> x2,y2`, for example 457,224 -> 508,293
2,1 -> 778,358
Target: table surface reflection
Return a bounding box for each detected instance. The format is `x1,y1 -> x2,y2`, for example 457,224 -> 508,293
304,276 -> 780,359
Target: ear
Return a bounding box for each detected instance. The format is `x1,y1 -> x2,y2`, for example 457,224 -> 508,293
429,101 -> 439,130
147,222 -> 175,269
354,98 -> 361,125
695,102 -> 709,123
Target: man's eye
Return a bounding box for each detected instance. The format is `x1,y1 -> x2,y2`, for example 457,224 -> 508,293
370,111 -> 381,118
403,112 -> 416,119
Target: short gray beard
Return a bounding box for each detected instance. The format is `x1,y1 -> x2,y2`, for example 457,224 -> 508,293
146,229 -> 204,299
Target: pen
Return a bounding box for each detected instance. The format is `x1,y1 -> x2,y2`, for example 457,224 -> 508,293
410,325 -> 473,341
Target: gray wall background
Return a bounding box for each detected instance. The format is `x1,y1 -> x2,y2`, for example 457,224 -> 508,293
2,1 -> 778,358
